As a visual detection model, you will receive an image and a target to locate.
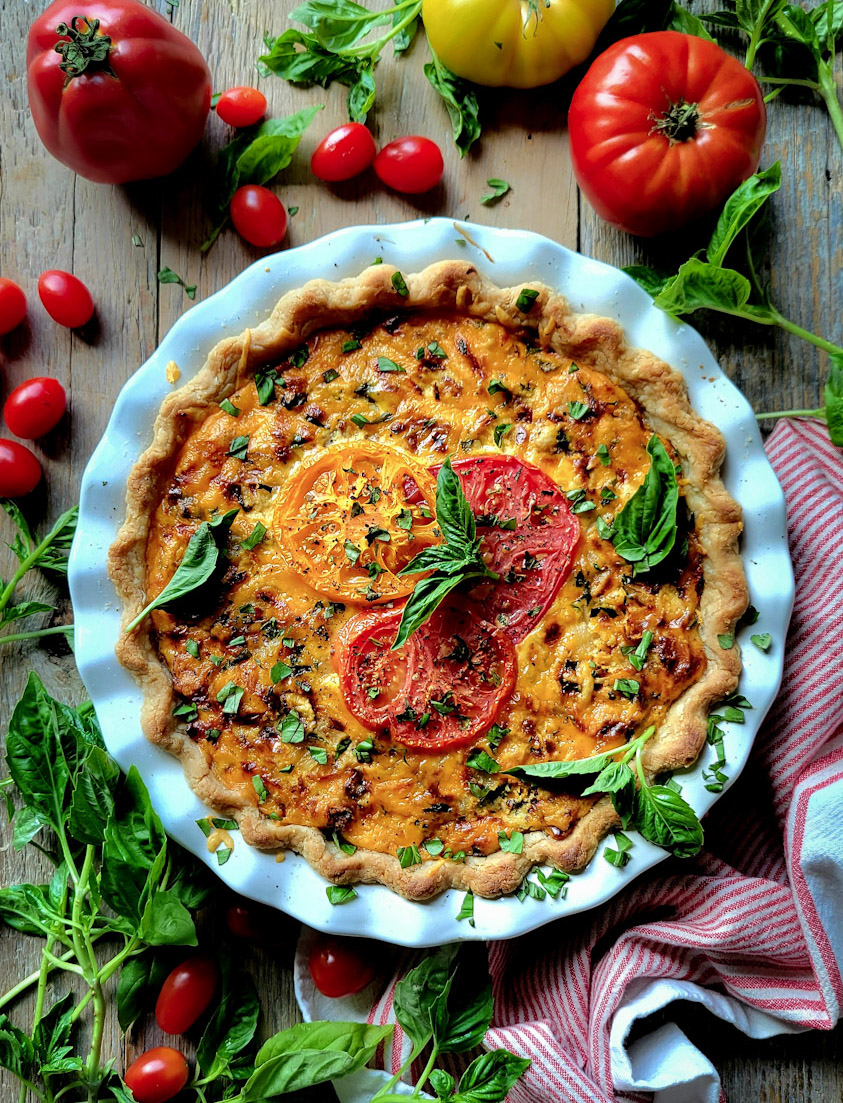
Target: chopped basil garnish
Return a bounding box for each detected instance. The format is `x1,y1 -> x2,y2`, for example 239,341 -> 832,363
279,711 -> 305,743
391,271 -> 409,297
515,288 -> 539,312
252,776 -> 268,802
397,844 -> 422,868
596,444 -> 611,466
270,660 -> 293,684
467,749 -> 499,774
498,830 -> 524,854
241,521 -> 267,550
456,890 -> 475,926
326,885 -> 357,905
309,746 -> 328,765
494,423 -> 512,447
185,639 -> 200,659
568,401 -> 589,420
228,435 -> 249,460
377,356 -> 404,373
481,177 -> 511,205
219,398 -> 241,417
750,632 -> 772,651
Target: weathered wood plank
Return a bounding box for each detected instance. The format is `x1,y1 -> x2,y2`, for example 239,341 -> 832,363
1,1 -> 840,1100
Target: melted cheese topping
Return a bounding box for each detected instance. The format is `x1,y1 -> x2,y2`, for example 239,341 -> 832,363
147,312 -> 706,859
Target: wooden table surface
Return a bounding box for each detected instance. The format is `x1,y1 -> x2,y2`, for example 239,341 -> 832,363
1,1 -> 841,1099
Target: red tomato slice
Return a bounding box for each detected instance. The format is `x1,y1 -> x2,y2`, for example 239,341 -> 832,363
333,609 -> 409,726
390,603 -> 516,751
332,604 -> 515,750
435,455 -> 579,642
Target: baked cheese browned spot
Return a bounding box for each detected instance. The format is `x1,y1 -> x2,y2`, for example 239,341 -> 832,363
146,313 -> 706,859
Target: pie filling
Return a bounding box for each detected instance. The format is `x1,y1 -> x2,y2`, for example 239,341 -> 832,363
147,311 -> 706,860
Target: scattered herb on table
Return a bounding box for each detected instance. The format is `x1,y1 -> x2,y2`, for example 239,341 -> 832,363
481,177 -> 511,204
392,457 -> 498,648
157,266 -> 196,300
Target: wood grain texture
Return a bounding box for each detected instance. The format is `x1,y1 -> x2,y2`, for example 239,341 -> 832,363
0,1 -> 839,1100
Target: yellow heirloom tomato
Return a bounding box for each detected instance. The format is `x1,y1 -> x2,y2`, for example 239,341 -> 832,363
422,0 -> 615,88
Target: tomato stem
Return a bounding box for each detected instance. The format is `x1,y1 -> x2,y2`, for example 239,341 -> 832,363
651,100 -> 701,144
54,17 -> 114,79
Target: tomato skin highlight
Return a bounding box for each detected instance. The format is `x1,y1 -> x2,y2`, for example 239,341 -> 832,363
124,1046 -> 189,1103
154,956 -> 218,1035
0,441 -> 42,498
216,86 -> 267,128
4,377 -> 67,439
374,136 -> 444,194
0,278 -> 27,335
26,0 -> 211,184
38,270 -> 94,328
308,937 -> 376,998
230,185 -> 288,248
568,31 -> 766,237
311,123 -> 377,182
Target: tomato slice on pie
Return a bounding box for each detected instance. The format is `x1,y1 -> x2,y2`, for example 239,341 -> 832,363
274,444 -> 440,603
333,609 -> 408,726
333,603 -> 516,751
435,455 -> 580,642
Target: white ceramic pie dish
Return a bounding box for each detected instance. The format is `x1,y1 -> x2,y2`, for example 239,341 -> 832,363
67,218 -> 793,947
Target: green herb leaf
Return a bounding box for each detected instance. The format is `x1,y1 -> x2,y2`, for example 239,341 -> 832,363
467,749 -> 500,774
252,776 -> 268,802
568,401 -> 589,420
280,710 -> 305,743
634,779 -> 704,858
220,398 -> 241,417
498,830 -> 524,854
270,660 -> 293,683
242,521 -> 267,550
481,177 -> 511,205
377,356 -> 405,372
455,1050 -> 532,1102
157,266 -> 196,299
242,1020 -> 391,1098
718,633 -> 735,650
424,49 -> 481,156
456,890 -> 475,927
516,288 -> 539,313
751,632 -> 772,651
610,435 -> 678,573
493,422 -> 512,447
326,884 -> 358,905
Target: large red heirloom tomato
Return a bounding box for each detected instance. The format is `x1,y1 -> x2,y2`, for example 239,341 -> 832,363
27,0 -> 211,184
568,31 -> 766,237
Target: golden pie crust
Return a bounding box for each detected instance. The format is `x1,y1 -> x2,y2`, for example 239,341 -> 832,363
109,260 -> 748,900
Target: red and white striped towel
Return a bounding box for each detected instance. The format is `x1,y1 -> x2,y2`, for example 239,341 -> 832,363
295,419 -> 843,1102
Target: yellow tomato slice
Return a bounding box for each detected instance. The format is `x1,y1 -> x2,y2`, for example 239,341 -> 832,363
275,444 -> 440,603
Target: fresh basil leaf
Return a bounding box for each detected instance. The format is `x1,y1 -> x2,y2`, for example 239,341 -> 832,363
611,435 -> 678,573
67,745 -> 119,845
505,751 -> 615,783
481,177 -> 511,205
394,945 -> 460,1050
289,0 -> 392,50
824,355 -> 843,446
436,457 -> 476,549
453,1049 -> 532,1103
424,50 -> 481,156
431,1069 -> 456,1100
623,264 -> 676,298
100,767 -> 167,925
348,62 -> 377,120
140,888 -> 197,946
242,1021 -> 393,1099
581,760 -> 635,797
666,2 -> 715,38
125,510 -> 237,631
11,805 -> 50,850
116,951 -> 169,1032
634,782 -> 704,858
326,884 -> 358,904
6,672 -> 101,834
197,948 -> 260,1078
0,1015 -> 36,1080
392,570 -> 469,649
707,163 -> 782,267
653,257 -> 773,322
2,599 -> 55,625
0,883 -> 55,937
467,749 -> 499,774
214,107 -> 323,217
393,6 -> 420,53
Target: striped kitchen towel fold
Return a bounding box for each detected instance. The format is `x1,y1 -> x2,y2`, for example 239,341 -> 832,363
295,418 -> 843,1102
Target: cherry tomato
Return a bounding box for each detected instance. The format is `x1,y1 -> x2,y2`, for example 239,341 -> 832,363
311,123 -> 377,182
568,31 -> 766,237
230,185 -> 288,248
4,377 -> 67,439
155,956 -> 218,1034
308,936 -> 376,998
215,86 -> 267,128
0,278 -> 26,335
0,440 -> 42,497
374,136 -> 444,194
124,1046 -> 189,1103
37,270 -> 94,328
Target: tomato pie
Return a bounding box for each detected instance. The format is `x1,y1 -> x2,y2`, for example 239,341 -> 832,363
109,260 -> 747,899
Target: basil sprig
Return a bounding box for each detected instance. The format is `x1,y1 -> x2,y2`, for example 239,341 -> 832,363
0,500 -> 77,649
372,946 -> 530,1102
259,1 -> 482,154
625,164 -> 843,444
392,458 -> 497,649
505,725 -> 704,858
125,509 -> 238,632
605,435 -> 679,574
